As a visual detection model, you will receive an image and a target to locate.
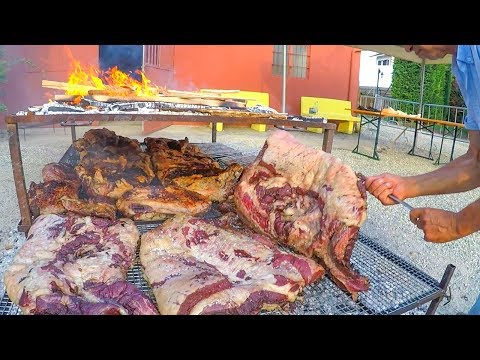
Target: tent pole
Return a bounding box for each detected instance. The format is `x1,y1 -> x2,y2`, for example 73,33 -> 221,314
419,59 -> 426,116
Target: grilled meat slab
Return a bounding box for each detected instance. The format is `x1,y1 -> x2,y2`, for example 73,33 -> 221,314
172,163 -> 244,202
140,214 -> 324,315
116,185 -> 211,221
234,130 -> 369,296
145,137 -> 243,202
61,197 -> 117,220
4,214 -> 158,315
28,181 -> 78,216
74,129 -> 155,200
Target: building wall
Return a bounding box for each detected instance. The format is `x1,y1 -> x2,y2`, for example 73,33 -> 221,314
1,45 -> 360,131
359,50 -> 394,89
1,45 -> 99,129
168,45 -> 360,115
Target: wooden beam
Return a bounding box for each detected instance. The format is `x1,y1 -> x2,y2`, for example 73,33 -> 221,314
167,90 -> 253,101
42,80 -> 96,93
200,89 -> 241,94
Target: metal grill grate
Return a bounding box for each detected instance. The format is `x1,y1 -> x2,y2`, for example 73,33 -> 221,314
0,141 -> 444,315
0,231 -> 442,315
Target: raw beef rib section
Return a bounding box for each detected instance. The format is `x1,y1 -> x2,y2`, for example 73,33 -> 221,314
234,130 -> 369,295
140,214 -> 324,315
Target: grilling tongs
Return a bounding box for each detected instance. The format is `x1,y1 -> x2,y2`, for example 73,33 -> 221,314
388,194 -> 414,211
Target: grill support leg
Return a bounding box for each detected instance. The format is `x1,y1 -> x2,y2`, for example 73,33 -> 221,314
211,122 -> 217,143
71,125 -> 77,143
7,123 -> 32,231
426,264 -> 456,315
322,127 -> 334,153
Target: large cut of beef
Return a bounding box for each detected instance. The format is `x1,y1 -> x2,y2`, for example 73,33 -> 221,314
140,214 -> 324,315
28,162 -> 117,219
234,130 -> 368,296
4,214 -> 158,315
74,128 -> 155,200
116,185 -> 212,221
28,163 -> 82,217
145,137 -> 243,202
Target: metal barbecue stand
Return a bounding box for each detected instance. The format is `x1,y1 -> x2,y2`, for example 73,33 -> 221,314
2,113 -> 455,315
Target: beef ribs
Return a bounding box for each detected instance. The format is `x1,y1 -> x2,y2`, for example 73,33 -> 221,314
116,185 -> 212,221
140,214 -> 324,315
171,163 -> 244,202
28,180 -> 78,216
42,163 -> 81,191
61,197 -> 117,220
4,214 -> 158,315
145,137 -> 221,183
28,163 -> 82,216
74,127 -> 142,155
234,130 -> 369,296
74,128 -> 155,200
145,137 -> 243,202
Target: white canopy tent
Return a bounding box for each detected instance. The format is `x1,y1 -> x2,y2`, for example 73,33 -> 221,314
351,45 -> 453,114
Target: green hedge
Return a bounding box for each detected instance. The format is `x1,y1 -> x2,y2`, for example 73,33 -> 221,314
391,58 -> 452,106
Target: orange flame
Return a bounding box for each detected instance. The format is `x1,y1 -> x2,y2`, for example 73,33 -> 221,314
65,60 -> 163,98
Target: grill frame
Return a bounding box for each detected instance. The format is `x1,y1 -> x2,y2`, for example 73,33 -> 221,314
0,142 -> 455,315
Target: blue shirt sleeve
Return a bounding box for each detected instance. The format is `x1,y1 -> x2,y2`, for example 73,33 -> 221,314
454,45 -> 480,131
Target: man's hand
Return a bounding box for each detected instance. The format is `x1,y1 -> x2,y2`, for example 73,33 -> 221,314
365,173 -> 411,205
409,208 -> 462,243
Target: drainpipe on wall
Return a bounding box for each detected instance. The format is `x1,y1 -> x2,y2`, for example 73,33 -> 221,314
275,45 -> 288,130
282,45 -> 287,113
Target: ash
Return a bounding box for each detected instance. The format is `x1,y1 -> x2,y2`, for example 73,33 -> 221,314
0,230 -> 26,301
17,100 -> 281,117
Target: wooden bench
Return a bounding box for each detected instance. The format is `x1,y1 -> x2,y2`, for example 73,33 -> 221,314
301,97 -> 360,134
352,108 -> 465,163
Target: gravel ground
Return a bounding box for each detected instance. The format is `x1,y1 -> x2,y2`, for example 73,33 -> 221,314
0,121 -> 477,315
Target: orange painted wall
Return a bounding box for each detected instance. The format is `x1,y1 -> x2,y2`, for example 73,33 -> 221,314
1,45 -> 99,129
168,45 -> 360,114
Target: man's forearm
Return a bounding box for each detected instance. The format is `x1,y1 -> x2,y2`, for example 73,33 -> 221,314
405,131 -> 480,198
457,198 -> 480,237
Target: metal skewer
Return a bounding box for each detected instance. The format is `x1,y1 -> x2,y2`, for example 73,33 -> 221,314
388,194 -> 415,211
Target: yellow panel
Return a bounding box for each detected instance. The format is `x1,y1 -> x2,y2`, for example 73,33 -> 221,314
209,122 -> 224,131
306,127 -> 323,133
251,124 -> 267,132
216,90 -> 270,132
337,121 -> 354,134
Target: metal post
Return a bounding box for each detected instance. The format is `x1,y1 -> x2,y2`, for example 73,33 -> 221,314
71,125 -> 77,143
450,126 -> 459,161
274,45 -> 288,131
419,59 -> 426,116
211,122 -> 217,143
376,68 -> 381,96
435,125 -> 448,165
